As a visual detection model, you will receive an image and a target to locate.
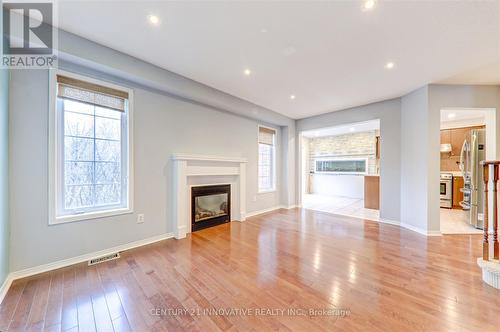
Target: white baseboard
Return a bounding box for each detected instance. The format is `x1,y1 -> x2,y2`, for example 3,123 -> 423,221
379,218 -> 400,226
245,205 -> 298,218
245,206 -> 281,218
400,222 -> 442,236
0,274 -> 14,305
0,232 -> 174,304
281,204 -> 299,209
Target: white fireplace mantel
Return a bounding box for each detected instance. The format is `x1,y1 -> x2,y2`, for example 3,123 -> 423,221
171,154 -> 247,239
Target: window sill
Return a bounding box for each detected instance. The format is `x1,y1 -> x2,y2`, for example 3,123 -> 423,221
258,189 -> 277,194
50,207 -> 133,225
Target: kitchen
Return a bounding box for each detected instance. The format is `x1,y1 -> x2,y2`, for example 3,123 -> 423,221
300,120 -> 381,221
439,109 -> 493,234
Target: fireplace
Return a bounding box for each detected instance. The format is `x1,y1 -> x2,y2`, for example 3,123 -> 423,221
191,184 -> 231,231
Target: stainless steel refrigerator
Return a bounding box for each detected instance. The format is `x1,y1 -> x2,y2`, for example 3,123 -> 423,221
459,128 -> 486,229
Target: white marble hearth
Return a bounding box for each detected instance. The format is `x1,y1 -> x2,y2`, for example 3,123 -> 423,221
171,154 -> 247,239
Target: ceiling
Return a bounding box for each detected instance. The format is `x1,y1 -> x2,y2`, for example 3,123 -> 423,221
440,109 -> 489,129
57,1 -> 500,119
302,119 -> 380,138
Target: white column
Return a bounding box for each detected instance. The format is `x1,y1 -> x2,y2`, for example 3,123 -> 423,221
173,160 -> 188,239
239,162 -> 246,221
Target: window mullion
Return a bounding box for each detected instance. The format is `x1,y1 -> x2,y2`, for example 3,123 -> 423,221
92,105 -> 97,209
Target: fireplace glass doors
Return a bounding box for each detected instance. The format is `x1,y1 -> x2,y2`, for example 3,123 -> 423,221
191,184 -> 231,231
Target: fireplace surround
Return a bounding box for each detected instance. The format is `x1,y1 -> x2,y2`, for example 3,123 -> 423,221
171,153 -> 247,239
191,184 -> 231,231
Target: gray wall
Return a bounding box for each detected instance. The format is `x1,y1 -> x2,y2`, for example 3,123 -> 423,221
401,86 -> 431,232
9,65 -> 282,271
0,70 -> 9,285
296,98 -> 401,221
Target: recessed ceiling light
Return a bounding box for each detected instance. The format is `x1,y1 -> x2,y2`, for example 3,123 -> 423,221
148,14 -> 160,25
385,62 -> 395,69
448,113 -> 456,119
290,95 -> 296,100
260,28 -> 268,33
363,0 -> 376,10
244,69 -> 251,76
349,127 -> 355,132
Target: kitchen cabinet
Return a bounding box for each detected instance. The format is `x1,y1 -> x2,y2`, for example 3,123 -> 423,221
440,129 -> 451,145
450,128 -> 469,156
452,176 -> 464,209
364,175 -> 380,210
375,136 -> 381,159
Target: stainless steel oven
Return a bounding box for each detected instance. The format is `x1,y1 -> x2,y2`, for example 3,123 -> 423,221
440,173 -> 452,208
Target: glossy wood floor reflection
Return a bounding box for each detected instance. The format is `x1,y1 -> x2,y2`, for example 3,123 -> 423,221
2,208 -> 500,331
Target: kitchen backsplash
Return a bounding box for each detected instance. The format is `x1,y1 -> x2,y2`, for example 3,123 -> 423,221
441,156 -> 461,172
307,130 -> 379,175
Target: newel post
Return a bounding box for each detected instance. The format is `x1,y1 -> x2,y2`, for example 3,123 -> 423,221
493,164 -> 499,260
482,162 -> 489,261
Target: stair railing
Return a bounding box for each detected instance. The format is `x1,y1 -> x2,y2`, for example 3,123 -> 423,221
481,161 -> 499,260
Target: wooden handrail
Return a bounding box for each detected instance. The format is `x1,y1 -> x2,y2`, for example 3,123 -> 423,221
481,161 -> 500,261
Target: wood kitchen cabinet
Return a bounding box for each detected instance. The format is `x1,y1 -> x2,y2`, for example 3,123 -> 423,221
452,176 -> 464,209
375,136 -> 381,159
440,129 -> 451,145
450,128 -> 469,156
364,176 -> 380,210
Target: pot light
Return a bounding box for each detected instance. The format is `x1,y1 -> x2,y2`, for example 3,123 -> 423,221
148,14 -> 160,25
290,95 -> 296,100
260,28 -> 268,33
363,0 -> 376,10
244,69 -> 251,76
448,113 -> 456,119
385,62 -> 395,69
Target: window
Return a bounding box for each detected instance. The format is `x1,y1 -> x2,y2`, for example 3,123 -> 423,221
50,72 -> 133,224
315,159 -> 367,174
258,126 -> 276,192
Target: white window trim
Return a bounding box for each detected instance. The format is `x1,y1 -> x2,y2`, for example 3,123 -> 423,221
48,69 -> 134,225
314,157 -> 368,175
257,125 -> 277,194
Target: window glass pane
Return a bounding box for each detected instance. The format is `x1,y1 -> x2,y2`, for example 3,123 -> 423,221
64,111 -> 94,138
59,92 -> 127,215
64,137 -> 94,161
315,160 -> 366,173
65,161 -> 93,185
95,117 -> 121,140
95,139 -> 121,162
95,162 -> 121,184
64,185 -> 93,209
64,99 -> 94,115
258,143 -> 274,191
95,106 -> 122,119
95,184 -> 121,206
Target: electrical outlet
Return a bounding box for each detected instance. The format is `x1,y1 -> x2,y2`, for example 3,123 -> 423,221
137,214 -> 145,224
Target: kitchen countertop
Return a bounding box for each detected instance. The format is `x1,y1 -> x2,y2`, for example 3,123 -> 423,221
441,171 -> 463,177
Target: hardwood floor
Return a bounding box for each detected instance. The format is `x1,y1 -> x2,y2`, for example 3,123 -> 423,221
1,208 -> 499,331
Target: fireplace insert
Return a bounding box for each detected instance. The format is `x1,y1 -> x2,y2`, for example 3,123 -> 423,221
191,184 -> 231,231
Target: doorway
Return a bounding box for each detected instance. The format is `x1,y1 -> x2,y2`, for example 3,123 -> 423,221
300,120 -> 381,221
439,108 -> 496,234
